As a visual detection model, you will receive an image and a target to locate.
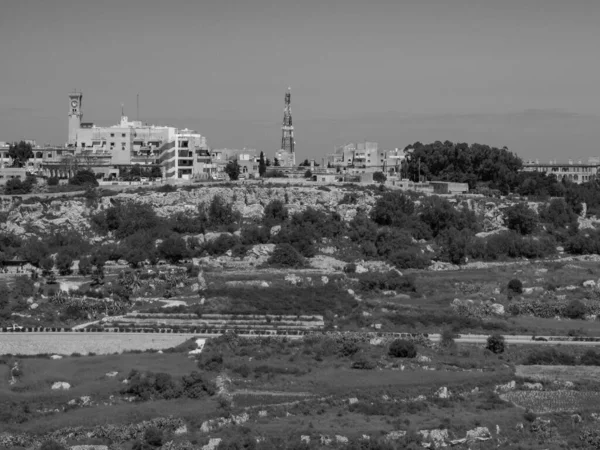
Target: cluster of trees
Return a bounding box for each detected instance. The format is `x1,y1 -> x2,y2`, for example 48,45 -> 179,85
120,164 -> 162,181
404,141 -> 523,191
4,175 -> 37,195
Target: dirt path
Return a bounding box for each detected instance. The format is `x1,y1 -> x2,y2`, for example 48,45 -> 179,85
232,389 -> 313,397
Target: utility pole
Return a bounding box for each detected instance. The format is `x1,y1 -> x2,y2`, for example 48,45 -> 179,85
418,157 -> 421,183
136,94 -> 139,122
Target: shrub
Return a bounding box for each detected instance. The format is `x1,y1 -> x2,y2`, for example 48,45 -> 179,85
12,275 -> 34,299
357,271 -> 416,293
564,299 -> 587,319
486,334 -> 505,354
156,184 -> 177,193
204,234 -> 240,256
344,262 -> 357,273
581,350 -> 600,366
507,279 -> 523,295
370,191 -> 415,227
540,198 -> 578,230
388,339 -> 417,358
523,411 -> 537,423
40,441 -> 66,450
351,358 -> 377,370
144,427 -> 163,447
420,196 -> 480,237
373,171 -> 387,184
388,248 -> 431,269
338,340 -> 360,357
267,244 -> 305,268
206,196 -> 240,230
69,169 -> 99,186
436,227 -> 473,265
47,176 -> 60,186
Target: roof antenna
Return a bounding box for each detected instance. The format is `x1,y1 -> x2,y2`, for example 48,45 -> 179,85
121,103 -> 125,117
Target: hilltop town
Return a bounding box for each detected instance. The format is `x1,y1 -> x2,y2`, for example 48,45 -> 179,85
4,91 -> 600,450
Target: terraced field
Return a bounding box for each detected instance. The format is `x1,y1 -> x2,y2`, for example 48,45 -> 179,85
98,313 -> 325,333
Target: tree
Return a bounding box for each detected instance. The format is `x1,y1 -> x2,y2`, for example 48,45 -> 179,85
158,235 -> 189,263
47,176 -> 60,186
440,329 -> 456,349
564,299 -> 587,319
507,279 -> 523,295
504,203 -> 539,235
8,141 -> 33,168
373,171 -> 387,184
224,160 -> 241,181
259,151 -> 267,177
55,253 -> 73,276
78,256 -> 92,276
266,158 -> 272,167
263,200 -> 288,227
40,256 -> 54,276
273,157 -> 280,167
370,191 -> 415,227
304,169 -> 312,179
486,334 -> 505,354
69,169 -> 99,186
150,166 -> 163,179
388,339 -> 417,358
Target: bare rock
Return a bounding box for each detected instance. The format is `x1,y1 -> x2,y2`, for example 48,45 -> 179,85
51,382 -> 71,390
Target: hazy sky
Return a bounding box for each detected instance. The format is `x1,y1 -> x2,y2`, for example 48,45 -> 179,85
1,0 -> 599,161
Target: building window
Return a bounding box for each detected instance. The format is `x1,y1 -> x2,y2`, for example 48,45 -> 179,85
47,153 -> 52,158
110,133 -> 115,137
122,133 -> 126,138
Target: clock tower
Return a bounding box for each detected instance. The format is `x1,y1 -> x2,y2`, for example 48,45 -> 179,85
68,91 -> 83,146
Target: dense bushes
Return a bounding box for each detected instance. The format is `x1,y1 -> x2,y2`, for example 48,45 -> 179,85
4,176 -> 35,195
92,202 -> 162,239
388,339 -> 417,358
564,299 -> 587,319
157,235 -> 189,263
468,231 -> 556,261
504,203 -> 539,235
69,169 -> 99,186
419,196 -> 480,237
204,285 -> 357,315
523,348 -> 576,365
525,349 -> 600,366
356,271 -> 416,293
121,369 -> 214,400
267,244 -> 305,268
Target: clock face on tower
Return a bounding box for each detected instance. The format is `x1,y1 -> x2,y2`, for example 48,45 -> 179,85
71,100 -> 78,108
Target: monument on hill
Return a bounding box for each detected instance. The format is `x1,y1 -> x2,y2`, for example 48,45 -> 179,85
275,87 -> 296,167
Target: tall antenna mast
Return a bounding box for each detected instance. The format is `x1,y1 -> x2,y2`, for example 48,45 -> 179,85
137,94 -> 139,121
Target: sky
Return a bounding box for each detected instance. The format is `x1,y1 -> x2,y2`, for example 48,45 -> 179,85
1,0 -> 599,162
